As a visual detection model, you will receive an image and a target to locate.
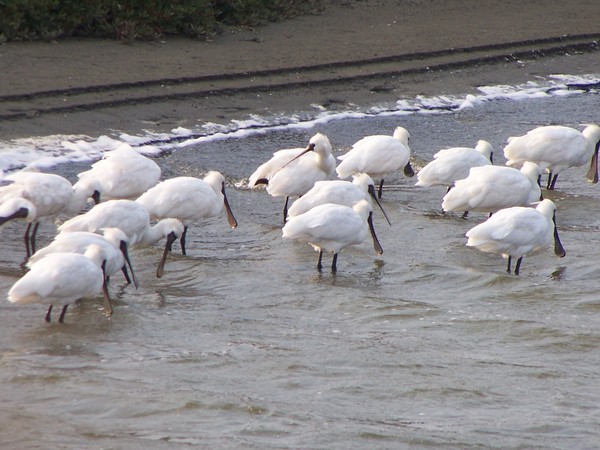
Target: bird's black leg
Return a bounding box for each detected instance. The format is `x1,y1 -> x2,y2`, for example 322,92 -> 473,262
180,226 -> 188,256
549,174 -> 559,190
377,179 -> 385,199
45,305 -> 53,322
30,222 -> 40,254
58,305 -> 69,323
24,223 -> 33,258
121,265 -> 132,284
317,250 -> 323,271
331,253 -> 338,273
506,256 -> 512,274
514,257 -> 523,276
283,196 -> 290,224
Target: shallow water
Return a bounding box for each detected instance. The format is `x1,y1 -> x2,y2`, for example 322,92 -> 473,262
1,85 -> 600,449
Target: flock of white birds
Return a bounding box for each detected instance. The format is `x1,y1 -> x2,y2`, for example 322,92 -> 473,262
1,122 -> 600,323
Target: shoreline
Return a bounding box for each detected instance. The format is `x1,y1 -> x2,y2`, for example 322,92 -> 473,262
1,0 -> 600,141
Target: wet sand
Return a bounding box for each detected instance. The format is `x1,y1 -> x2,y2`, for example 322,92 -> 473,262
1,0 -> 599,141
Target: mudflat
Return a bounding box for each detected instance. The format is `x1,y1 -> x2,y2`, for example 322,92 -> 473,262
1,0 -> 599,139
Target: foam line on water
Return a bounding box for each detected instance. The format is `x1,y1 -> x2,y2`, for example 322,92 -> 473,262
0,73 -> 599,175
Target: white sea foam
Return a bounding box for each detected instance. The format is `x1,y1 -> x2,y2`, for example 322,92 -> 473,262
0,73 -> 598,174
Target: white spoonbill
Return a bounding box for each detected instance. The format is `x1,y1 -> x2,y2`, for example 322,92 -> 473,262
8,244 -> 113,323
442,162 -> 542,217
336,126 -> 414,198
282,199 -> 383,272
465,199 -> 566,275
0,171 -> 88,257
136,171 -> 238,255
248,133 -> 336,222
416,140 -> 494,191
73,143 -> 161,204
28,227 -> 138,288
58,199 -> 185,278
287,173 -> 391,225
503,124 -> 600,190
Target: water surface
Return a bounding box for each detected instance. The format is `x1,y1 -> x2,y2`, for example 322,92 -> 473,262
1,77 -> 599,449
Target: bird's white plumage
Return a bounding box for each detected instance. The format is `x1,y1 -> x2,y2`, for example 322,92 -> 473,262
58,199 -> 183,247
283,200 -> 377,254
287,173 -> 376,218
0,197 -> 36,223
442,162 -> 542,214
0,171 -> 89,256
136,171 -> 236,227
73,143 -> 161,203
267,134 -> 335,198
248,148 -> 304,188
28,228 -> 130,278
248,133 -> 336,222
248,133 -> 335,194
336,126 -> 412,180
465,199 -> 564,272
8,245 -> 106,307
0,171 -> 85,220
416,140 -> 493,188
503,124 -> 600,188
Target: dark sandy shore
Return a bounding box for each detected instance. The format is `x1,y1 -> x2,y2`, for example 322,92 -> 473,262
1,0 -> 599,140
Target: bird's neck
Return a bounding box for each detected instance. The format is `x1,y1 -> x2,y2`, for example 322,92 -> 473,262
139,223 -> 166,246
